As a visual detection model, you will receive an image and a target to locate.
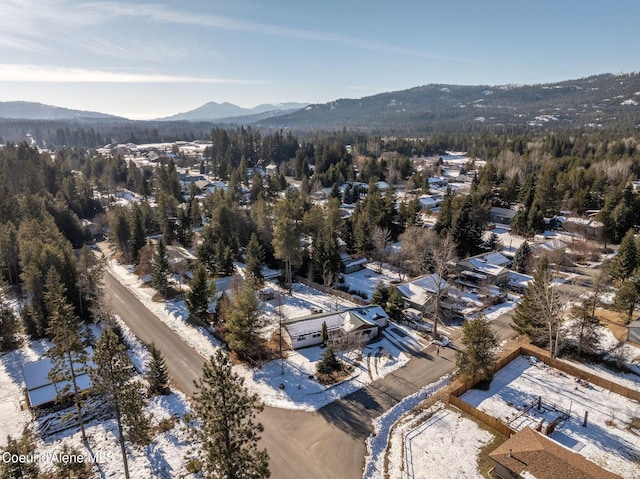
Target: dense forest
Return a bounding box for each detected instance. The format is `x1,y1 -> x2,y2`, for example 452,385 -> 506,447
2,127 -> 640,348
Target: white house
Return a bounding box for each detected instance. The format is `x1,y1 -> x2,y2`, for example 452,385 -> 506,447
283,306 -> 388,350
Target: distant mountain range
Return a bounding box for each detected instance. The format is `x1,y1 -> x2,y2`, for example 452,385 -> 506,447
0,101 -> 126,121
2,72 -> 640,137
155,102 -> 309,122
255,72 -> 640,133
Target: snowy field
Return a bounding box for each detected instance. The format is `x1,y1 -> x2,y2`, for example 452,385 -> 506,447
261,280 -> 358,326
386,402 -> 495,479
340,264 -> 404,300
363,376 -> 451,479
109,258 -> 413,411
461,356 -> 640,478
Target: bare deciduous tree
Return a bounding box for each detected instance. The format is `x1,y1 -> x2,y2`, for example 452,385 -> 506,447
371,226 -> 391,274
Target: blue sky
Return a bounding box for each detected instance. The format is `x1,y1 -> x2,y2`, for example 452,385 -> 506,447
0,0 -> 637,120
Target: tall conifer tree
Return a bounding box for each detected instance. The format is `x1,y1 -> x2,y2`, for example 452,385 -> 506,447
189,350 -> 269,479
45,268 -> 89,443
91,329 -> 150,479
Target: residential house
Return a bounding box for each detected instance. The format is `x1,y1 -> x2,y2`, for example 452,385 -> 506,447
456,252 -> 511,287
490,207 -> 517,225
560,216 -> 604,240
166,245 -> 197,287
489,427 -> 622,479
283,306 -> 388,350
397,274 -> 451,312
194,180 -> 215,194
531,239 -> 567,259
418,194 -> 444,211
265,164 -> 279,177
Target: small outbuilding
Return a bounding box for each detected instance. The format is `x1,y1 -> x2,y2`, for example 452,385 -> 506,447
627,319 -> 640,344
22,348 -> 94,408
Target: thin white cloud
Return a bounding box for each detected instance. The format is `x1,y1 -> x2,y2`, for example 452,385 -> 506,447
0,64 -> 264,84
84,1 -> 466,62
0,0 -> 192,61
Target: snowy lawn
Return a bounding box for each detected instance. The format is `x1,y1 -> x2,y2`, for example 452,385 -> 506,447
32,390 -> 192,479
461,356 -> 640,478
340,264 -> 404,300
261,281 -> 358,329
363,376 -> 451,479
0,315 -> 193,478
385,402 -> 495,479
236,334 -> 411,412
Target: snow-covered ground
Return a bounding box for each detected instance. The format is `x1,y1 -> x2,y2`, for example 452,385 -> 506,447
32,383 -> 193,479
340,264 -> 404,301
386,402 -> 495,479
0,313 -> 193,477
261,281 -> 358,327
108,258 -> 413,411
363,376 -> 451,479
0,338 -> 48,447
461,356 -> 640,478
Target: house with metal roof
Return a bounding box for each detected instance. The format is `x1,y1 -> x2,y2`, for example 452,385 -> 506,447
22,348 -> 94,408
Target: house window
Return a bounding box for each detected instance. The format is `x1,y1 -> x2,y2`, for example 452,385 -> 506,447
296,335 -> 306,341
312,333 -> 321,338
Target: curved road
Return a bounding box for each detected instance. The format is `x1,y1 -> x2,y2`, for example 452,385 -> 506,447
103,269 -> 517,479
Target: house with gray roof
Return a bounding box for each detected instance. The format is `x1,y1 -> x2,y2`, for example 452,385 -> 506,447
283,305 -> 388,350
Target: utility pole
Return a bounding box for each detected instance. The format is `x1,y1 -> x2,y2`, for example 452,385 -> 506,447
278,293 -> 284,375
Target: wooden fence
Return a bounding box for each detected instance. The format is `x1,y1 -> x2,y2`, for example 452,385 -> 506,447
294,276 -> 368,306
448,345 -> 640,437
519,345 -> 640,401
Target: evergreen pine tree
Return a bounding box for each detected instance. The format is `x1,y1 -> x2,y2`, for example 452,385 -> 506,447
386,286 -> 404,321
371,282 -> 389,307
512,241 -> 532,273
151,238 -> 170,298
130,205 -> 146,263
316,348 -> 342,375
225,284 -> 265,360
245,233 -> 265,286
455,315 -> 499,381
512,259 -> 549,341
44,268 -> 89,443
613,273 -> 640,323
321,321 -> 328,344
569,298 -> 601,356
612,228 -> 638,280
91,329 -> 151,479
146,343 -> 170,395
188,349 -> 269,479
0,281 -> 18,352
512,256 -> 565,356
485,232 -> 501,251
0,430 -> 39,479
185,263 -> 212,320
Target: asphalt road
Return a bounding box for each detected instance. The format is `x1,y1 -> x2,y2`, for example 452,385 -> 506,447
102,267 -> 517,479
